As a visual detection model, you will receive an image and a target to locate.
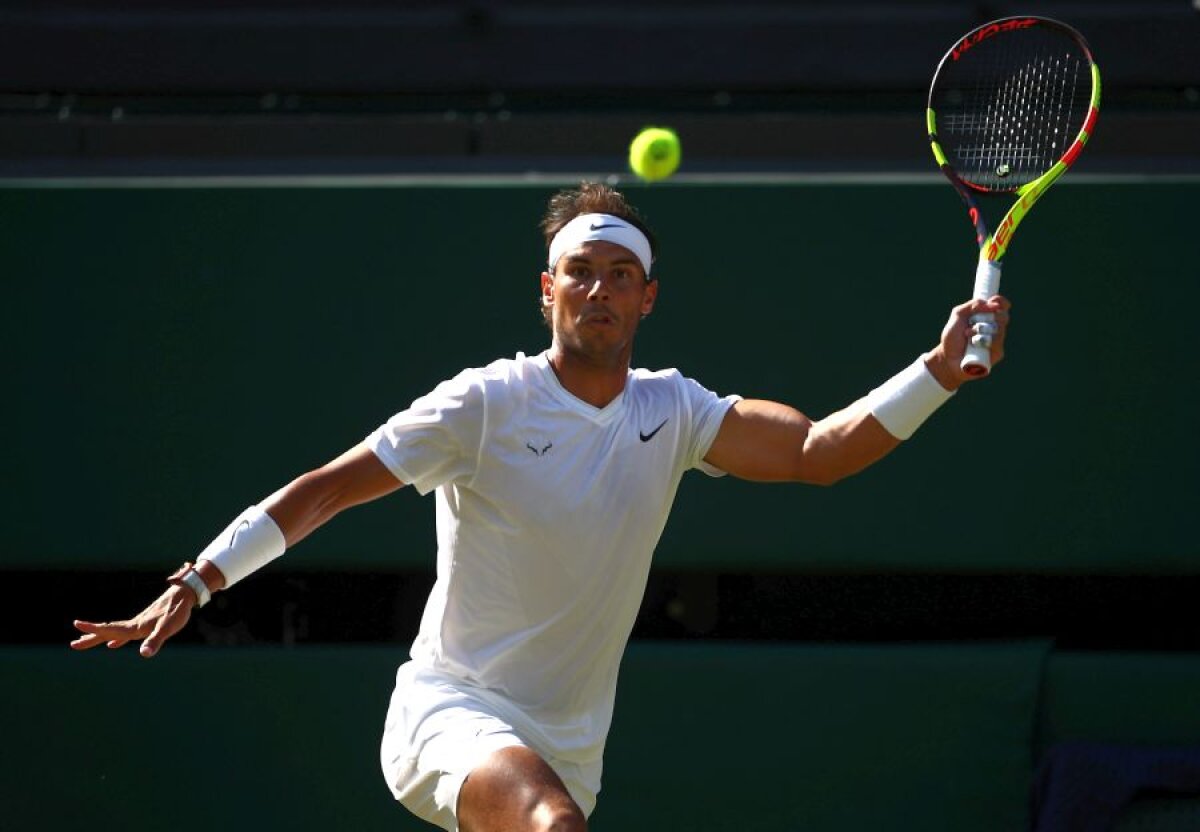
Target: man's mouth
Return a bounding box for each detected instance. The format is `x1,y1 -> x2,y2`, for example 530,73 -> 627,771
581,309 -> 617,325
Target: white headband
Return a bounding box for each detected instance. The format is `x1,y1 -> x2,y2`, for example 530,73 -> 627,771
547,213 -> 653,278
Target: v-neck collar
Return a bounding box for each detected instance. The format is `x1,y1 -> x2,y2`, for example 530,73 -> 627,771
531,351 -> 630,426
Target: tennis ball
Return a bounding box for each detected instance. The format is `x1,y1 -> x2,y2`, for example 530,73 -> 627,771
629,126 -> 681,182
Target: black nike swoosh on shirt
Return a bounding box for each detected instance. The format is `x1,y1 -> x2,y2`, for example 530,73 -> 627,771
639,419 -> 669,442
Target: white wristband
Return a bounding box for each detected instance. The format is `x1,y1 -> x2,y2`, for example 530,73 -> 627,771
167,561 -> 211,607
197,505 -> 287,588
179,569 -> 212,607
866,358 -> 955,440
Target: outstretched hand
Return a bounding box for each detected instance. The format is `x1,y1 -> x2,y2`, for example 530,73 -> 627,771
71,585 -> 197,658
924,295 -> 1011,391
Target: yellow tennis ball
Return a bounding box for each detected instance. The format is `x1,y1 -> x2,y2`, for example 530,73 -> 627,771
629,127 -> 681,182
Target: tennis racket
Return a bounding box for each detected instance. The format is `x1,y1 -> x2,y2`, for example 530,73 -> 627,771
928,16 -> 1100,376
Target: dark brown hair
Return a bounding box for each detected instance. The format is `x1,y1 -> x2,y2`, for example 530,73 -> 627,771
540,181 -> 658,261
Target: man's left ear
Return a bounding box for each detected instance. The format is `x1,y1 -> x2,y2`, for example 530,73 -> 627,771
641,278 -> 659,316
541,272 -> 554,305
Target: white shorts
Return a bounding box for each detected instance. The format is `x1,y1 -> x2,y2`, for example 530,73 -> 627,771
379,662 -> 602,832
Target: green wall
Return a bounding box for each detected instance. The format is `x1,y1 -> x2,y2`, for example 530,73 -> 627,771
6,642 -> 1050,832
13,643 -> 1199,831
5,179 -> 1197,572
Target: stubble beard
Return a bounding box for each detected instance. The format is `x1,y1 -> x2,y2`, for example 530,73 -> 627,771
552,314 -> 636,371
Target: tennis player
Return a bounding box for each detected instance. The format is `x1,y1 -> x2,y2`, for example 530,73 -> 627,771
72,182 -> 1010,832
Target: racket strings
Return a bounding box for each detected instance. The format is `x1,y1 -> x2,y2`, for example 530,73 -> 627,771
936,32 -> 1089,190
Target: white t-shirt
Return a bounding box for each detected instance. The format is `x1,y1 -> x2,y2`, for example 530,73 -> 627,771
367,351 -> 739,762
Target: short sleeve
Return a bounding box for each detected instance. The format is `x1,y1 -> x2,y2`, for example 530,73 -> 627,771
365,370 -> 485,496
682,376 -> 741,477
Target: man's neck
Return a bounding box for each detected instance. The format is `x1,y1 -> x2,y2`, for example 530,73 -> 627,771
546,344 -> 631,409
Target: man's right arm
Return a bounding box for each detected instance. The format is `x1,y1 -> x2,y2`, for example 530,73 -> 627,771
71,444 -> 404,657
259,444 -> 405,551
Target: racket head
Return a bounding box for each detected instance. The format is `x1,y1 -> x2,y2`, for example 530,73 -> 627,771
927,17 -> 1099,196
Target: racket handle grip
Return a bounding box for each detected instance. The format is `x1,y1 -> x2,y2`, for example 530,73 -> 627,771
961,258 -> 1002,377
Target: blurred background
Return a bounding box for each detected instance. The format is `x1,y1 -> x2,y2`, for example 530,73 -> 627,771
4,2 -> 1200,830
0,0 -> 1197,176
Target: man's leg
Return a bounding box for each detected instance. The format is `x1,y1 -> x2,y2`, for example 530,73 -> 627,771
458,746 -> 587,832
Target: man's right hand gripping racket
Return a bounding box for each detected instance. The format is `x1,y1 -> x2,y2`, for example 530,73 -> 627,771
928,16 -> 1101,375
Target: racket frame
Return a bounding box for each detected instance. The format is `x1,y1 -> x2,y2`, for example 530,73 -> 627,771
926,16 -> 1101,375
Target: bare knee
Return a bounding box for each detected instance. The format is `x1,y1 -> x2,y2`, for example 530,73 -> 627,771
530,797 -> 586,832
459,746 -> 587,832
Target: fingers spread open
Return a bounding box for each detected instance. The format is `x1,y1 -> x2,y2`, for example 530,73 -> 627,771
70,632 -> 107,650
71,619 -> 138,651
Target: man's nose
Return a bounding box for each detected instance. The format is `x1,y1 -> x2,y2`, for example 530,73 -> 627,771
586,275 -> 612,299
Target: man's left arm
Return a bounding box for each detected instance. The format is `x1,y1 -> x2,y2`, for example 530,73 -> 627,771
703,295 -> 1011,485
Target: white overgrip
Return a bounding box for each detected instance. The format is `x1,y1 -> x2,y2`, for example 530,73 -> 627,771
962,258 -> 1002,376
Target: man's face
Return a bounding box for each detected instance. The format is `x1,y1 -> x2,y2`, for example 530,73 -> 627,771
541,240 -> 658,365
